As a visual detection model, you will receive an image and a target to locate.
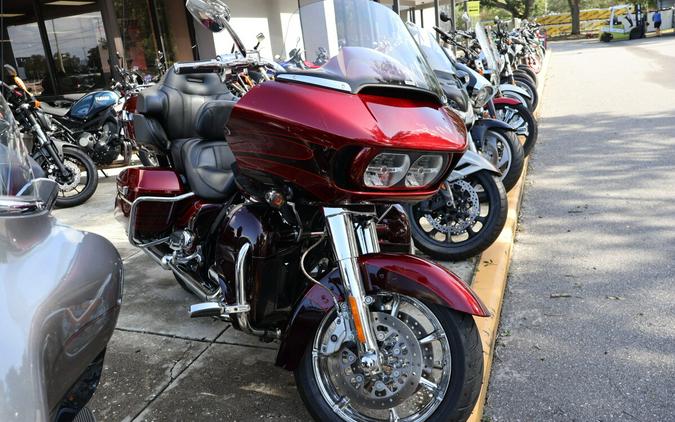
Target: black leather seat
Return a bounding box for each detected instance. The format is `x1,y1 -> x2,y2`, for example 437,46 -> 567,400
173,101 -> 237,200
134,71 -> 237,151
133,71 -> 238,201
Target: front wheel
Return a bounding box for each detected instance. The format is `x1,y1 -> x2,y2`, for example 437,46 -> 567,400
295,293 -> 484,422
478,128 -> 525,192
405,171 -> 508,261
38,147 -> 98,208
494,101 -> 538,157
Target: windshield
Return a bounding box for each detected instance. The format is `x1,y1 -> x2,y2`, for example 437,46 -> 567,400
407,23 -> 456,75
279,0 -> 445,102
475,23 -> 499,72
0,95 -> 42,215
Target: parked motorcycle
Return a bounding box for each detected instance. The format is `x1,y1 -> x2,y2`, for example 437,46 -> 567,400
117,0 -> 489,420
405,23 -> 508,260
435,20 -> 539,157
2,65 -> 98,207
0,93 -> 123,421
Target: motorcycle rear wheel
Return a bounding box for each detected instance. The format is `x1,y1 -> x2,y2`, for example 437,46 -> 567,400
405,171 -> 507,261
295,293 -> 483,422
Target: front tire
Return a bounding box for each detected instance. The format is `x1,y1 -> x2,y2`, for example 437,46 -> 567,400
479,128 -> 524,192
406,171 -> 508,261
494,101 -> 538,157
38,147 -> 98,208
295,294 -> 484,422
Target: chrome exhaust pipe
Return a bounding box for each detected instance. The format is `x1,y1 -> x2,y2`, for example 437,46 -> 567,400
142,246 -> 220,303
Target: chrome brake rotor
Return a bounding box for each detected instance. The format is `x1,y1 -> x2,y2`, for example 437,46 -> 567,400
326,312 -> 424,409
426,179 -> 480,235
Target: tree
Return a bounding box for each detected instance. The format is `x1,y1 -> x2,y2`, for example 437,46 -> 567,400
568,0 -> 580,34
481,0 -> 537,19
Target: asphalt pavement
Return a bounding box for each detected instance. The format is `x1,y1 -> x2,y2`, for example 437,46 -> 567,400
484,36 -> 675,421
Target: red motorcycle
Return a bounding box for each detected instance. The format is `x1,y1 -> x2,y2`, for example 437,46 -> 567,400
115,0 -> 488,420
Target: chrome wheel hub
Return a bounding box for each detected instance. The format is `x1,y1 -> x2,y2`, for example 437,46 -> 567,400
313,294 -> 452,422
327,312 -> 423,409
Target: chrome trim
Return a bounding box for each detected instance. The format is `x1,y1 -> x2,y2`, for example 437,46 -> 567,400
276,74 -> 352,93
354,219 -> 380,255
142,245 -> 220,302
323,207 -> 380,357
234,243 -> 280,339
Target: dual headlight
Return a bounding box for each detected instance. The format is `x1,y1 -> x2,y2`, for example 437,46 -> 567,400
363,152 -> 445,189
473,85 -> 495,108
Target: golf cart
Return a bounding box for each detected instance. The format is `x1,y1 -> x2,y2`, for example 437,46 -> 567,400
600,3 -> 647,42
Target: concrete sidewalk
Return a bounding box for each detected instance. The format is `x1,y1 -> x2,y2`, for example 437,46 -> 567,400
484,37 -> 675,421
55,174 -> 475,421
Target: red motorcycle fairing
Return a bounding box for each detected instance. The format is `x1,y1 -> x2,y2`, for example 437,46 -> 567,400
275,253 -> 490,370
227,80 -> 467,204
493,96 -> 522,106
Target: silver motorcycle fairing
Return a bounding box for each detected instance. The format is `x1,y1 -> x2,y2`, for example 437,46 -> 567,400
0,213 -> 123,421
447,149 -> 500,182
499,83 -> 532,101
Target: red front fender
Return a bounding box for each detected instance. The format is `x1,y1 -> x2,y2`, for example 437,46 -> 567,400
493,96 -> 521,106
275,253 -> 489,371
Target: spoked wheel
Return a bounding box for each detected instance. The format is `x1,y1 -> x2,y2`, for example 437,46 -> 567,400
405,171 -> 507,261
38,147 -> 98,208
296,293 -> 484,422
494,102 -> 538,156
478,128 -> 524,192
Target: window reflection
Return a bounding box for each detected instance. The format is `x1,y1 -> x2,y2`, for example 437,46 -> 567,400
7,21 -> 49,96
44,12 -> 109,95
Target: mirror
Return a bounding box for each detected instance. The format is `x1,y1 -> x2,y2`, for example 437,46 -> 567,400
461,12 -> 471,30
186,0 -> 247,57
3,64 -> 17,77
33,178 -> 59,211
440,11 -> 450,23
186,0 -> 231,32
256,32 -> 265,42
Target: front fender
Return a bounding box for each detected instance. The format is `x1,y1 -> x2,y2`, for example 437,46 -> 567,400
275,253 -> 489,370
499,83 -> 531,100
448,149 -> 500,181
493,97 -> 522,106
470,117 -> 515,148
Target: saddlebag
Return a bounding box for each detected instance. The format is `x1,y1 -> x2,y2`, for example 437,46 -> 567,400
115,167 -> 195,242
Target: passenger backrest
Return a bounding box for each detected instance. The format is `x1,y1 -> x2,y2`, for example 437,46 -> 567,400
135,71 -> 236,145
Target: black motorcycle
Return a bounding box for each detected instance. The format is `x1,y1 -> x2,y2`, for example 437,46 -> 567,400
40,88 -> 131,169
2,65 -> 98,207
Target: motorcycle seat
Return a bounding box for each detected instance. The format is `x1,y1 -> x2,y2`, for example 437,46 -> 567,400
170,101 -> 237,201
134,70 -> 236,151
40,103 -> 68,117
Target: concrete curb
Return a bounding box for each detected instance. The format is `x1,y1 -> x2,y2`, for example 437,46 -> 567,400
466,48 -> 552,422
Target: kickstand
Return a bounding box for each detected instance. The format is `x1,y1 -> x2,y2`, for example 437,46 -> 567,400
99,168 -> 108,178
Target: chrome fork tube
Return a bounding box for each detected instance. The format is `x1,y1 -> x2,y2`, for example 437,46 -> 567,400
354,218 -> 380,255
323,207 -> 380,356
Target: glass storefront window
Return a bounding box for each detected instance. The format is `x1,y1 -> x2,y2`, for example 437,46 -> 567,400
43,12 -> 110,95
4,4 -> 50,96
113,0 -> 194,82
